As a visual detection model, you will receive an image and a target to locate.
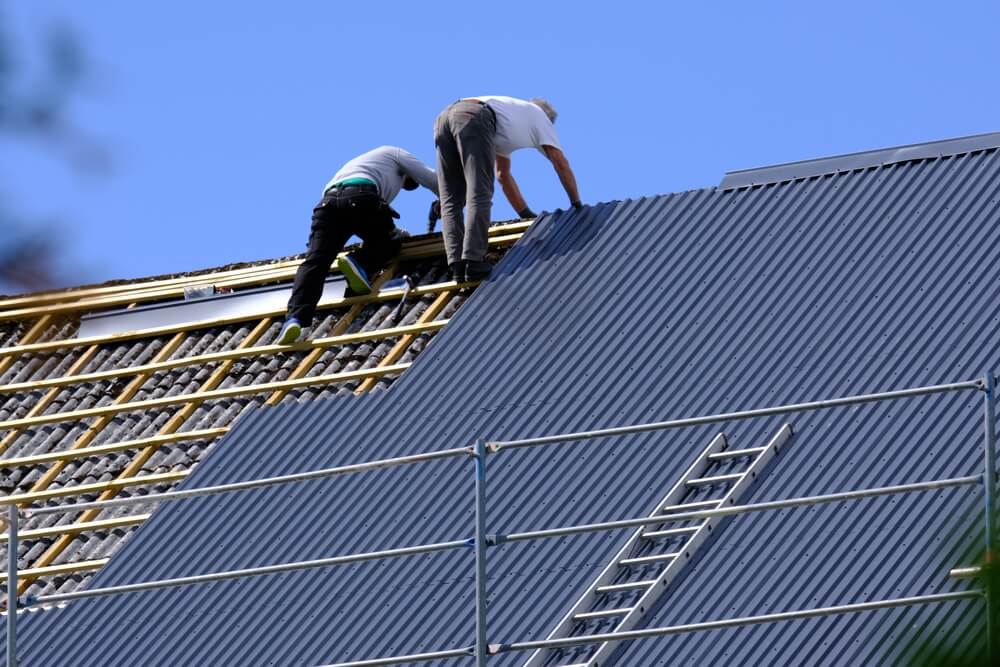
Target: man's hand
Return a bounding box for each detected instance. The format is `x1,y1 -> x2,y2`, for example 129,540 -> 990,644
427,199 -> 441,233
571,200 -> 583,210
517,207 -> 536,220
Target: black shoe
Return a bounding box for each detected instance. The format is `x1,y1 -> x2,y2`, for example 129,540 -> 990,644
464,260 -> 492,283
449,261 -> 466,283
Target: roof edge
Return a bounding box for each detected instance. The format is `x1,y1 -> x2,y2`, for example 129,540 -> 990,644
719,131 -> 1000,190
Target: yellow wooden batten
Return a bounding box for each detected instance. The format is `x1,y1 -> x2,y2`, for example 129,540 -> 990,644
0,320 -> 448,395
0,428 -> 229,468
0,559 -> 109,583
355,290 -> 454,395
0,363 -> 411,431
0,335 -> 98,456
0,315 -> 51,378
4,470 -> 189,505
0,281 -> 461,357
0,515 -> 150,542
261,265 -> 403,407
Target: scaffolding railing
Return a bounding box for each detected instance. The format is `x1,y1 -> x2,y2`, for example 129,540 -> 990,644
0,221 -> 537,599
2,375 -> 995,667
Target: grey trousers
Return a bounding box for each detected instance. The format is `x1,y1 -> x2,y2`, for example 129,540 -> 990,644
434,100 -> 497,265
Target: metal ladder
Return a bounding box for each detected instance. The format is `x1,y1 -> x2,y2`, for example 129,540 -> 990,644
523,423 -> 793,667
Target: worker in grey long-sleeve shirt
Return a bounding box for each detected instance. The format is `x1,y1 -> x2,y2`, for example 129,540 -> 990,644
278,146 -> 439,345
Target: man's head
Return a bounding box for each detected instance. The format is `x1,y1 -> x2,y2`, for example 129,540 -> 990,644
402,175 -> 419,191
531,97 -> 558,123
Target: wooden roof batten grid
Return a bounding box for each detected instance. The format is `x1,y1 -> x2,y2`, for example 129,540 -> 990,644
262,261 -> 402,407
2,272 -> 450,583
0,320 -> 447,395
0,222 -> 527,593
13,317 -> 276,592
0,428 -> 229,468
6,271 -> 452,587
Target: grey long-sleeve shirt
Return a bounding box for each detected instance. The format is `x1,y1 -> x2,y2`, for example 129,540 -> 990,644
324,146 -> 439,203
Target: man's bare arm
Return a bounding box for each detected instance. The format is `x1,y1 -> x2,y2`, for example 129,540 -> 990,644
542,145 -> 581,206
495,154 -> 534,218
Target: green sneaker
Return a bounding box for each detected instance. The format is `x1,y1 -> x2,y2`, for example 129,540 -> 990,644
337,255 -> 372,295
277,318 -> 302,345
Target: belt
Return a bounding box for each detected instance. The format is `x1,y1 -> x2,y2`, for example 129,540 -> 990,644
328,178 -> 377,191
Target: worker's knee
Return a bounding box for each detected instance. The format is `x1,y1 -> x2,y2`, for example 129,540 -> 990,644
467,191 -> 493,209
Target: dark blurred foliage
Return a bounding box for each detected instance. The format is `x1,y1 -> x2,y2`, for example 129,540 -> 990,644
906,546 -> 997,666
0,1 -> 107,294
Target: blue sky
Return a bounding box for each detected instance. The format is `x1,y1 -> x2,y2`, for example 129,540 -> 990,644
5,1 -> 1000,288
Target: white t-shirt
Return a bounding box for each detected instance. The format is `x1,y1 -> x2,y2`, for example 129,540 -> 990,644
475,96 -> 562,157
325,146 -> 439,203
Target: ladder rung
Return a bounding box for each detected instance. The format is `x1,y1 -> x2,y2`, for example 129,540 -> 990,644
596,579 -> 657,594
661,499 -> 722,513
573,607 -> 633,621
686,472 -> 744,487
643,526 -> 700,540
708,446 -> 766,461
620,551 -> 680,566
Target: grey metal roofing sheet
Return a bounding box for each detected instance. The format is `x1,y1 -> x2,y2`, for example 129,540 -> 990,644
719,129 -> 1000,189
0,253 -> 474,598
7,136 -> 1000,666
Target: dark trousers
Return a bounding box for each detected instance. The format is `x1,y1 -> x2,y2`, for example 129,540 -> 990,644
286,186 -> 399,326
434,100 -> 497,265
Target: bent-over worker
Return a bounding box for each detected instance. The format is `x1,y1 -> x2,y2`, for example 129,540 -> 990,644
278,146 -> 439,344
433,96 -> 581,282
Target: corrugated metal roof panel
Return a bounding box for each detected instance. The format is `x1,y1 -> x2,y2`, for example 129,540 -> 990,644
7,136 -> 1000,666
719,129 -> 1000,189
0,245 -> 490,598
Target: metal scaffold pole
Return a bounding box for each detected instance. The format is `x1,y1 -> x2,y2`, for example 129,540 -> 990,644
6,505 -> 18,667
984,371 -> 997,662
473,439 -> 489,666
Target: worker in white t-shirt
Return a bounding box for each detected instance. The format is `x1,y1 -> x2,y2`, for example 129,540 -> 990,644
433,96 -> 582,282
